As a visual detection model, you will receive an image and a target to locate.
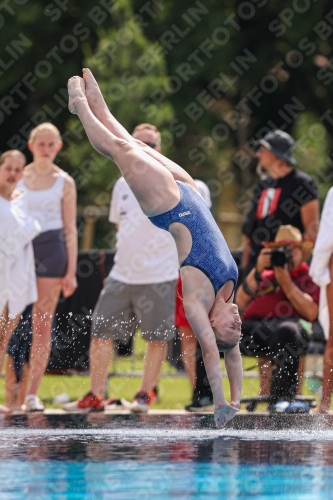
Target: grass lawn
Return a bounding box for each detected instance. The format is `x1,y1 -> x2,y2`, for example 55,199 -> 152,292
0,335 -> 321,410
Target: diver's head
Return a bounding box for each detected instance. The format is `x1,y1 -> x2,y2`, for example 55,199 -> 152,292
132,123 -> 161,152
209,302 -> 241,352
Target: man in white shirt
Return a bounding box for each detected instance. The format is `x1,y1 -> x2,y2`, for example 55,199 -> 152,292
64,124 -> 179,412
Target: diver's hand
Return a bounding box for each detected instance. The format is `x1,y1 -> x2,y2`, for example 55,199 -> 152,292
214,402 -> 239,428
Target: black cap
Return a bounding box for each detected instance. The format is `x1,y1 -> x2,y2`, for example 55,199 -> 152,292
259,130 -> 296,166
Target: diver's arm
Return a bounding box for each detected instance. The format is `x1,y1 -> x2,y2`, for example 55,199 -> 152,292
224,345 -> 242,408
188,304 -> 239,427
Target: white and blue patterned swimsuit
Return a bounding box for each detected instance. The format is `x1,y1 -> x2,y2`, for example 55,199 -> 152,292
148,181 -> 238,296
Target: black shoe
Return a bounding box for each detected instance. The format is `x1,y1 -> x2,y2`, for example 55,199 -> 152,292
185,396 -> 214,412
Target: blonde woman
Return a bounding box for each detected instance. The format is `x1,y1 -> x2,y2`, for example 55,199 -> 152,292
18,123 -> 78,411
0,150 -> 40,413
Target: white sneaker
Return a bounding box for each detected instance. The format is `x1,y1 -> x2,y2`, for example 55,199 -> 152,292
121,398 -> 149,413
62,399 -> 83,411
104,398 -> 124,411
24,395 -> 45,412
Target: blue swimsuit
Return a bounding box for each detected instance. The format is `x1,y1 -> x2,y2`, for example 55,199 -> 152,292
148,181 -> 238,296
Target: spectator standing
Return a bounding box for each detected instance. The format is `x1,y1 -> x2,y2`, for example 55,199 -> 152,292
0,150 -> 40,413
18,123 -> 78,412
64,123 -> 179,413
310,187 -> 333,412
242,130 -> 319,274
236,225 -> 319,408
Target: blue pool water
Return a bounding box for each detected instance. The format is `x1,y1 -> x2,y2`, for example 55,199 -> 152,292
1,414 -> 333,499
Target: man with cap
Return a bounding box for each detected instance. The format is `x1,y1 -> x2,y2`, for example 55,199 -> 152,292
236,225 -> 320,409
63,123 -> 179,414
242,130 -> 319,275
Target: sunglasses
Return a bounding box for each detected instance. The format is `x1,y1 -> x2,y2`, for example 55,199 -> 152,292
143,141 -> 157,149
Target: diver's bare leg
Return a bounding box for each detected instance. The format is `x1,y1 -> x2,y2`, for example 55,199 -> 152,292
68,76 -> 179,216
82,68 -> 134,143
82,68 -> 198,190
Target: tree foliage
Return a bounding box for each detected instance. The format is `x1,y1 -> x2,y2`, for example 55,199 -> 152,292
1,0 -> 333,212
0,2 -> 105,158
65,0 -> 174,206
132,0 -> 333,204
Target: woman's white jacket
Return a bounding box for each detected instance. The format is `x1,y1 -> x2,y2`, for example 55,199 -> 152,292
0,194 -> 40,318
309,187 -> 333,339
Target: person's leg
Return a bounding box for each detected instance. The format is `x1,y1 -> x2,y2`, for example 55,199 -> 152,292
240,319 -> 277,401
179,325 -> 197,389
89,337 -> 114,398
26,277 -> 62,399
317,335 -> 333,412
0,306 -> 21,375
62,337 -> 114,411
240,319 -> 306,405
187,344 -> 214,410
258,358 -> 273,396
175,279 -> 197,389
269,320 -> 307,406
240,320 -> 274,356
5,356 -> 18,410
68,76 -> 180,217
89,278 -> 134,401
63,278 -> 135,411
5,353 -> 30,412
297,356 -> 305,395
316,270 -> 333,412
139,341 -> 168,394
0,307 -> 21,413
82,68 -> 198,191
17,362 -> 29,408
125,280 -> 176,412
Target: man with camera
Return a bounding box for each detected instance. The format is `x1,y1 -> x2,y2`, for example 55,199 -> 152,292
236,225 -> 320,408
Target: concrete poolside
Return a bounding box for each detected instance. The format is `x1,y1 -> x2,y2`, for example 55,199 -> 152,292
6,408 -> 332,415
1,409 -> 333,432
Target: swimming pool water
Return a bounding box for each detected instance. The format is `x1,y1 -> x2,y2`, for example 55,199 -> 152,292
1,414 -> 333,499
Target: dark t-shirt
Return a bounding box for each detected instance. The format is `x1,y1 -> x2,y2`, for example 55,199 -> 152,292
242,169 -> 318,265
242,262 -> 320,320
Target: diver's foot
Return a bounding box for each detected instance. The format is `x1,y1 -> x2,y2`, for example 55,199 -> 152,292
82,68 -> 107,117
68,76 -> 87,114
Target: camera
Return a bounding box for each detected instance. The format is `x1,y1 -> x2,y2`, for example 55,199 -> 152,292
270,246 -> 292,267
